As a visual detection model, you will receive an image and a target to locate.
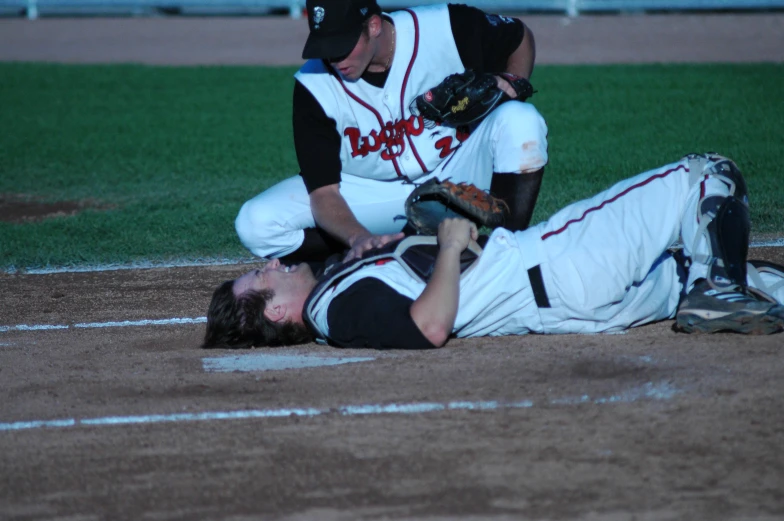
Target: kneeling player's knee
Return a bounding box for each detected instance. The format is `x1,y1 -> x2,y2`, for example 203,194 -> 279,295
235,199 -> 281,254
489,103 -> 548,173
491,102 -> 546,133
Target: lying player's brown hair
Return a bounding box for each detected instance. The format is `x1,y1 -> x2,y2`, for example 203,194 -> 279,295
202,280 -> 312,349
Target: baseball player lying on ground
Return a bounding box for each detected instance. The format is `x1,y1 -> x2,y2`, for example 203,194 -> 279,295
204,153 -> 784,349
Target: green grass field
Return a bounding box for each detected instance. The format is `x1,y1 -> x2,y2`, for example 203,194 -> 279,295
1,63 -> 782,270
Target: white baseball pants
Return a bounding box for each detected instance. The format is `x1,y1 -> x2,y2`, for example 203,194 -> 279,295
521,155 -> 747,333
235,102 -> 548,259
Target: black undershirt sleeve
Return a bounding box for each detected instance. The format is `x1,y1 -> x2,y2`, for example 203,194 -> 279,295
326,278 -> 438,350
293,80 -> 343,193
448,3 -> 525,73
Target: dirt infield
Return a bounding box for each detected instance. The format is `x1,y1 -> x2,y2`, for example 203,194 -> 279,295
2,13 -> 784,521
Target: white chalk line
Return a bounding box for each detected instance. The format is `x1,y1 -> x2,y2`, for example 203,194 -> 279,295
0,317 -> 631,335
3,237 -> 782,333
3,238 -> 783,275
754,239 -> 784,247
3,257 -> 258,275
0,317 -> 206,333
0,382 -> 678,432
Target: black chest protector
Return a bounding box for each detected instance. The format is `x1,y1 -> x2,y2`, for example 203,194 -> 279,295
303,236 -> 483,345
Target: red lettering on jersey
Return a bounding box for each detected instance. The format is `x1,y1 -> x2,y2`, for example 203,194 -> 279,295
434,136 -> 454,158
343,127 -> 363,156
344,115 -> 426,160
434,126 -> 470,158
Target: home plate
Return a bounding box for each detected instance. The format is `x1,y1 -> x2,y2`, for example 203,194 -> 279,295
202,353 -> 375,373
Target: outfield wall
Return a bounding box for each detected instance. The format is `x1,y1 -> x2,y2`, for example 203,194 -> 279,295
2,0 -> 784,19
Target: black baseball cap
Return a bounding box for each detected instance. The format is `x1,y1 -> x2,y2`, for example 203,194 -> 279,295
301,0 -> 382,60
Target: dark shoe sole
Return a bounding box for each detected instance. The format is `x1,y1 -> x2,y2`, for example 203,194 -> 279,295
676,308 -> 784,335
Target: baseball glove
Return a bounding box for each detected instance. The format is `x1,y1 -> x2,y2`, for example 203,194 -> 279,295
413,70 -> 534,128
404,178 -> 510,235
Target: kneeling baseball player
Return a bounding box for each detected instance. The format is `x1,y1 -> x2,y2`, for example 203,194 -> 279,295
204,153 -> 784,349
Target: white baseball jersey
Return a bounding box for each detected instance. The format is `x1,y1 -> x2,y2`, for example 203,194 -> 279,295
295,4 -> 466,181
308,155 -> 779,341
236,4 -> 548,259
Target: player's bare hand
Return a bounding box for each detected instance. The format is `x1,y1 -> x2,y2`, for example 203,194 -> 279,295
344,232 -> 405,263
437,218 -> 478,252
495,74 -> 518,98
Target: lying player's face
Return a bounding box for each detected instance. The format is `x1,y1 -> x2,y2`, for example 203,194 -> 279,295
330,31 -> 374,81
233,259 -> 315,300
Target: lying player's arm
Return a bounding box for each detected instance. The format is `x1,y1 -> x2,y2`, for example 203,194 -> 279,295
309,184 -> 403,262
409,218 -> 478,347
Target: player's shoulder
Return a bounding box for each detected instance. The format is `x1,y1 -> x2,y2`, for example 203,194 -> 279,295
447,3 -> 521,28
296,59 -> 329,77
446,2 -> 484,18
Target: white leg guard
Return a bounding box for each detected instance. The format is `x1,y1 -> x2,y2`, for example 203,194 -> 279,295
682,154 -> 751,291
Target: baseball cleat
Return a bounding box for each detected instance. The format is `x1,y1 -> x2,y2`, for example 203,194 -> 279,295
676,279 -> 784,335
